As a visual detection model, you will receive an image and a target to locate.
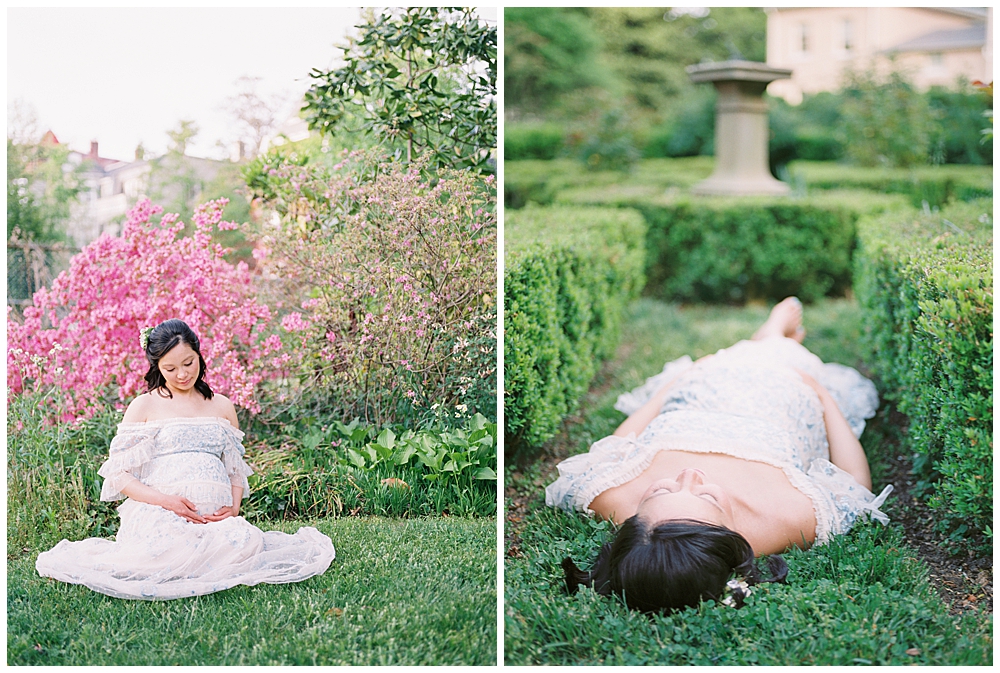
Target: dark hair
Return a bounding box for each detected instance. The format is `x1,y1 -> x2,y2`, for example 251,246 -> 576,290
562,517 -> 788,613
143,319 -> 213,400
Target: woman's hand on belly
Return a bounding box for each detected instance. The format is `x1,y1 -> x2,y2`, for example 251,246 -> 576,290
204,505 -> 239,522
157,493 -> 208,524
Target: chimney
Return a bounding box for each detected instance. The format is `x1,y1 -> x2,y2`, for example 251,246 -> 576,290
89,140 -> 99,157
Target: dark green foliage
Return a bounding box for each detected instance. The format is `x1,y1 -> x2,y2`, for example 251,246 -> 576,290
504,123 -> 566,160
504,7 -> 608,114
642,87 -> 716,158
588,7 -> 766,118
839,68 -> 936,168
304,8 -> 496,172
504,206 -> 647,453
854,200 -> 993,547
557,187 -> 906,304
788,161 -> 993,208
926,83 -> 993,165
576,108 -> 640,171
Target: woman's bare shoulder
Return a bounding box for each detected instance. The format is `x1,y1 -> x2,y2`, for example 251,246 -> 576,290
210,393 -> 240,429
122,393 -> 154,423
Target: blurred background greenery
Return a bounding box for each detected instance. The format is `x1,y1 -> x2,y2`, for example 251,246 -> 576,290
504,7 -> 992,174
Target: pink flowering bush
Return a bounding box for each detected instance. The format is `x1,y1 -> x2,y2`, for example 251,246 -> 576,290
7,198 -> 281,418
249,154 -> 497,425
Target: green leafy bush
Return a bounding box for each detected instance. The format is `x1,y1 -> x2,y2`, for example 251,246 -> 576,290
854,199 -> 993,547
557,188 -> 907,303
787,161 -> 993,208
244,411 -> 497,519
504,205 -> 646,453
505,123 -> 566,160
7,394 -> 497,553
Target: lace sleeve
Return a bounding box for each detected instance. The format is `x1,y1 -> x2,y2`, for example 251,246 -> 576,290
545,434 -> 657,513
97,423 -> 159,501
805,458 -> 893,543
221,424 -> 254,494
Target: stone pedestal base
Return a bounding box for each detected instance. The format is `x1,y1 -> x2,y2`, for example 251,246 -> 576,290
686,60 -> 793,197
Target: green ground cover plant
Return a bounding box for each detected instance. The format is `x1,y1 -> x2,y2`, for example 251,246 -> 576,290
505,298 -> 992,665
854,199 -> 993,549
504,205 -> 646,455
10,516 -> 496,665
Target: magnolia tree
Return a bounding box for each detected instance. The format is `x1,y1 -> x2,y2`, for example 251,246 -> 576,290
7,198 -> 281,419
250,154 -> 497,425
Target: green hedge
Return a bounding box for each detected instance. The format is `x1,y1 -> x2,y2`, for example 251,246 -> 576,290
788,161 -> 993,208
854,199 -> 993,546
556,188 -> 907,303
504,206 -> 647,453
505,123 -> 566,161
505,157 -> 713,210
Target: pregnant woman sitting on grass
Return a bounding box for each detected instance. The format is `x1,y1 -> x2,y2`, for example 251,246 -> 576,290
36,319 -> 335,600
547,298 -> 892,613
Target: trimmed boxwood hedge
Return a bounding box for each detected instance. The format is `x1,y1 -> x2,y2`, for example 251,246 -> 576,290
854,199 -> 993,546
504,205 -> 646,454
556,188 -> 908,303
788,161 -> 993,208
504,157 -> 714,210
505,123 -> 566,161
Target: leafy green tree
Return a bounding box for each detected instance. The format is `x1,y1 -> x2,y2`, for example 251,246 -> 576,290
149,120 -> 202,219
839,67 -> 934,167
303,7 -> 496,172
7,139 -> 79,242
503,7 -> 608,115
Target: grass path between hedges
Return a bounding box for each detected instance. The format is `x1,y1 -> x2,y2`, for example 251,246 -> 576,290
9,516 -> 496,666
504,297 -> 992,665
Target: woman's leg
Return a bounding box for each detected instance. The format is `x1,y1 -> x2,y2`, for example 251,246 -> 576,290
751,297 -> 805,343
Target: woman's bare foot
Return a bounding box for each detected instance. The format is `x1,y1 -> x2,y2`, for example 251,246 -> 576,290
752,297 -> 805,342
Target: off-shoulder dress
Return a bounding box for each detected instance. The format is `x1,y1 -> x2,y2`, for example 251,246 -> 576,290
36,417 -> 335,600
546,337 -> 893,546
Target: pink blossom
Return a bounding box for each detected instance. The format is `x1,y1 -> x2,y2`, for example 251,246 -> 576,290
281,313 -> 311,332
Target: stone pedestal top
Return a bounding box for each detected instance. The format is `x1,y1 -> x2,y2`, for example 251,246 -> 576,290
686,60 -> 792,85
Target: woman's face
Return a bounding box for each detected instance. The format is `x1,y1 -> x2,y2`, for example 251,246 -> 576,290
635,468 -> 736,528
157,341 -> 200,395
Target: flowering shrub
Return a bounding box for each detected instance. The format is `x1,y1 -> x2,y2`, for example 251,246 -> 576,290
8,198 -> 280,418
249,154 -> 497,425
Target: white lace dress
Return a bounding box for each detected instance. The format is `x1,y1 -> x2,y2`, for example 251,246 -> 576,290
546,337 -> 893,545
35,417 -> 335,600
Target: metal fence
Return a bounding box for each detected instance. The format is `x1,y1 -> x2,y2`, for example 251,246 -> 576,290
7,241 -> 79,308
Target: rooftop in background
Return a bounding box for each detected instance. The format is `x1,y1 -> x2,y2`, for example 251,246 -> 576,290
766,7 -> 992,104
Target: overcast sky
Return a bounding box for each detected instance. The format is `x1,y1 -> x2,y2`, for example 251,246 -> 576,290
7,7 -> 496,161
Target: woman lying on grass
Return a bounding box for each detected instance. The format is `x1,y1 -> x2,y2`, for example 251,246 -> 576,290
36,319 -> 335,600
548,298 -> 892,613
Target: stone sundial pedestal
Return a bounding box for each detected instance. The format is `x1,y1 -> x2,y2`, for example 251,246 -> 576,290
686,60 -> 793,196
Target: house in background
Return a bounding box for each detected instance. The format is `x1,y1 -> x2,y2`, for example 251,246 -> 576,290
56,138 -> 231,248
765,7 -> 991,104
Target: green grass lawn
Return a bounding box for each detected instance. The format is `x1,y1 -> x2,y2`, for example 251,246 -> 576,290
10,516 -> 496,666
504,297 -> 993,665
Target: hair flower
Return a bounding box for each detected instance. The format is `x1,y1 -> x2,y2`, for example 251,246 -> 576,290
721,578 -> 752,607
139,326 -> 154,350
